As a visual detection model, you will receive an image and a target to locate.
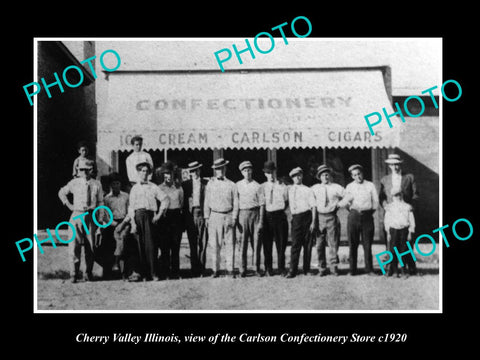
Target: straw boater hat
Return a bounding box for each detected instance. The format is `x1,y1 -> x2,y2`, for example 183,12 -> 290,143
187,161 -> 203,171
316,164 -> 332,179
77,158 -> 94,170
348,164 -> 363,173
262,161 -> 276,173
239,160 -> 253,171
289,167 -> 303,178
211,158 -> 229,169
136,161 -> 152,173
385,154 -> 404,164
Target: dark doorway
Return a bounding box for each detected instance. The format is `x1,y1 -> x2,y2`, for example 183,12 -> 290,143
276,148 -> 324,186
222,149 -> 268,183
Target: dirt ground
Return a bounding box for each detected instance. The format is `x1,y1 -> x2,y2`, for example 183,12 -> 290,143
36,237 -> 439,311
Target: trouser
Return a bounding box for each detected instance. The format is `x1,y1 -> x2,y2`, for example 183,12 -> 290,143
68,211 -> 98,276
238,208 -> 262,272
289,211 -> 313,274
347,209 -> 374,273
208,211 -> 236,273
264,210 -> 288,272
113,219 -> 131,256
133,209 -> 158,279
158,209 -> 183,276
316,212 -> 340,270
388,227 -> 409,275
185,207 -> 207,273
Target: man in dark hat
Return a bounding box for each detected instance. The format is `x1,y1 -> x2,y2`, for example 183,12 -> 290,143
379,153 -> 419,275
157,161 -> 184,279
311,165 -> 345,276
260,161 -> 289,276
286,167 -> 316,278
204,158 -> 239,278
339,164 -> 379,276
101,172 -> 130,279
127,161 -> 169,281
182,161 -> 208,276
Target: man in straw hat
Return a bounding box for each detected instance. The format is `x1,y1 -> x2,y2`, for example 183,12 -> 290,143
182,161 -> 208,276
58,158 -> 104,283
339,164 -> 379,276
127,161 -> 169,281
204,158 -> 239,278
260,161 -> 289,276
286,167 -> 316,278
157,161 -> 184,279
236,160 -> 265,277
379,153 -> 419,275
311,164 -> 345,276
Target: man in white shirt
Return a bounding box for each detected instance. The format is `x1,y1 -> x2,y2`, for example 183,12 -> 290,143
384,188 -> 416,278
158,161 -> 184,279
236,160 -> 265,277
311,165 -> 345,276
339,164 -> 379,276
125,135 -> 154,186
286,167 -> 316,278
204,158 -> 239,278
102,172 -> 130,279
58,158 -> 104,283
128,162 -> 169,281
260,161 -> 289,276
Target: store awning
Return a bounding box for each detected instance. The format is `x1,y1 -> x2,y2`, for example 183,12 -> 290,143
97,69 -> 399,153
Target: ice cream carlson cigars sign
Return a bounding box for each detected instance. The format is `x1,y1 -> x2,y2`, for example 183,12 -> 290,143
128,96 -> 383,148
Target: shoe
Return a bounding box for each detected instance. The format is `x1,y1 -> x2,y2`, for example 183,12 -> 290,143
286,272 -> 296,279
331,267 -> 339,276
85,272 -> 94,282
128,272 -> 142,282
212,271 -> 220,278
240,271 -> 247,278
70,275 -> 78,284
266,269 -> 274,277
319,269 -> 328,277
153,275 -> 161,281
256,270 -> 264,277
112,264 -> 120,272
366,271 -> 376,276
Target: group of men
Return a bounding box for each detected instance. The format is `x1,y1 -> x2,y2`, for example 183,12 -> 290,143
58,135 -> 419,283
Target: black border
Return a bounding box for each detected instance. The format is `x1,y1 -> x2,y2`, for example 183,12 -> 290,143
6,6 -> 478,355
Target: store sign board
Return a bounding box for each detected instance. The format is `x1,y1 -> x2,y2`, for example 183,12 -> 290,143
98,69 -> 399,150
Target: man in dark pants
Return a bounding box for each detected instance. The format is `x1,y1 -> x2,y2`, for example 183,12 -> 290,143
379,153 -> 419,275
286,167 -> 316,278
339,164 -> 379,276
127,162 -> 169,281
158,161 -> 184,279
182,161 -> 208,276
260,161 -> 289,276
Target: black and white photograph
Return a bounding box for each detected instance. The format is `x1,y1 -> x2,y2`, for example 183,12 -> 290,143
33,38 -> 441,312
